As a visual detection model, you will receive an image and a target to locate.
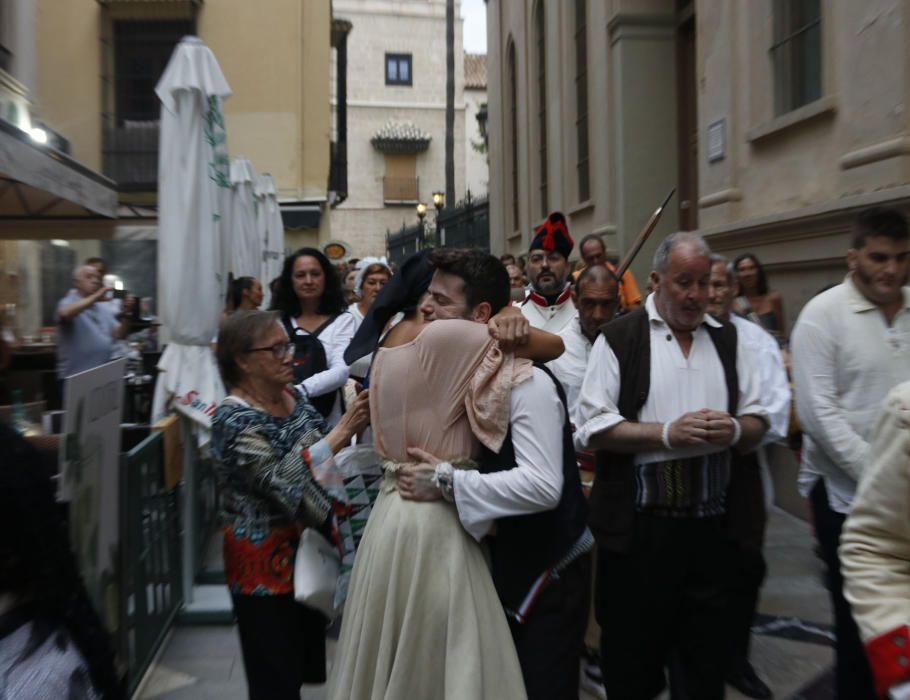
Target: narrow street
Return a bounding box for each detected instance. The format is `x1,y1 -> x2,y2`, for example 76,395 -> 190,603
138,507 -> 834,700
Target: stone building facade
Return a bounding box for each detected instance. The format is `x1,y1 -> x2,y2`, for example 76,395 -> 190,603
487,0 -> 910,332
329,0 -> 467,257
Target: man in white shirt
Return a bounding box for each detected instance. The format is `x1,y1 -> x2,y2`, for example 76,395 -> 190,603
399,248 -> 591,700
575,232 -> 768,700
707,255 -> 791,699
550,264 -> 620,416
791,206 -> 910,700
520,212 -> 578,333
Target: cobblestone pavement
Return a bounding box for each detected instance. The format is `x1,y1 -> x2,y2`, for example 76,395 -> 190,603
138,508 -> 833,700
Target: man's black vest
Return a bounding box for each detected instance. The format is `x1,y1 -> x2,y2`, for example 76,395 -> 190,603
477,363 -> 588,617
591,307 -> 741,552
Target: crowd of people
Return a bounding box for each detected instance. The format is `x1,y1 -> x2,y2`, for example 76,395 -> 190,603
3,202 -> 906,700
209,204 -> 909,700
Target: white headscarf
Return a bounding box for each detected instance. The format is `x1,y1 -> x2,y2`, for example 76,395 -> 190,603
353,256 -> 392,299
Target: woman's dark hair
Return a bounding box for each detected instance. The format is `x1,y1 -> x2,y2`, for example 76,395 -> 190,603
0,425 -> 123,698
270,247 -> 346,317
216,310 -> 281,389
226,276 -> 257,312
733,253 -> 769,296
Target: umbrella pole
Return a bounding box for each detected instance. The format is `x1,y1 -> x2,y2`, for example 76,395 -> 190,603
181,416 -> 197,604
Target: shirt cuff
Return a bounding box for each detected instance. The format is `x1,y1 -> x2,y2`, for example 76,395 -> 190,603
307,438 -> 334,469
574,413 -> 625,451
452,471 -> 495,542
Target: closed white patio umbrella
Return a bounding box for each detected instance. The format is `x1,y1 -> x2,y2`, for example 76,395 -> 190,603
256,173 -> 286,307
228,156 -> 260,278
151,36 -> 232,440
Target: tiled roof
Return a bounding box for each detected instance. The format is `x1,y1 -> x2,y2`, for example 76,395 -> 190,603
464,53 -> 487,90
371,120 -> 432,153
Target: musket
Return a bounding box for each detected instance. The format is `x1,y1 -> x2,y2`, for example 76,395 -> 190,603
615,188 -> 676,280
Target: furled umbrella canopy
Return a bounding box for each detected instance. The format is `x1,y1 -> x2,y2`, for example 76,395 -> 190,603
228,156 -> 260,278
151,36 -> 232,440
256,173 -> 285,309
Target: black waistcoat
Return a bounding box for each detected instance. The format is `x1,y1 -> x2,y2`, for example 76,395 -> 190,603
477,363 -> 588,616
591,307 -> 740,552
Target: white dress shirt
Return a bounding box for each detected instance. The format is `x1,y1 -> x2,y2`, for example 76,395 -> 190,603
574,294 -> 767,463
548,317 -> 592,417
453,367 -> 565,542
520,286 -> 578,334
730,315 -> 791,445
792,275 -> 910,513
288,312 -> 356,426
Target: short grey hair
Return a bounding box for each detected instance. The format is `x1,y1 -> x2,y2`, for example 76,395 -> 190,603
216,310 -> 282,389
709,253 -> 735,283
652,232 -> 711,275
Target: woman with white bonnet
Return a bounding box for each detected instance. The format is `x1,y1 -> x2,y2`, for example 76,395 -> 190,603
348,257 -> 392,331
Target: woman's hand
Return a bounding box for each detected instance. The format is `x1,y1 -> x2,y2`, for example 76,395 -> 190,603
325,390 -> 370,453
397,446 -> 444,501
488,306 -> 530,352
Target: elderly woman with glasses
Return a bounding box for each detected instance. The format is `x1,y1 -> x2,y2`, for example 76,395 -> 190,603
212,310 -> 370,700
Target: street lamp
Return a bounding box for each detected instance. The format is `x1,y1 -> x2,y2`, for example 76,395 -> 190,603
416,201 -> 428,248
432,191 -> 445,211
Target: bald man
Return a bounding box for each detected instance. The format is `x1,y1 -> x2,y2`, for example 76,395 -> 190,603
56,265 -> 129,378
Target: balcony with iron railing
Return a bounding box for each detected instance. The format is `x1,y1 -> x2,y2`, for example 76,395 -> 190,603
102,120 -> 160,191
383,175 -> 419,204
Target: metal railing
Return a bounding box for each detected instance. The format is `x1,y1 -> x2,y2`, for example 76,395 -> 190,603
386,221 -> 426,267
102,122 -> 159,191
436,190 -> 490,250
383,176 -> 419,204
120,432 -> 182,696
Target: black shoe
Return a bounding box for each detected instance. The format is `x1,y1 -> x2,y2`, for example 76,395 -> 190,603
727,663 -> 773,699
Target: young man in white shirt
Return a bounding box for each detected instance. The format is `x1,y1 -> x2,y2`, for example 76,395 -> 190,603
791,206 -> 910,700
575,233 -> 768,700
398,248 -> 591,700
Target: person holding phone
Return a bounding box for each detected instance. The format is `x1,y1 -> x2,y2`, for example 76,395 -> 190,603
56,265 -> 130,378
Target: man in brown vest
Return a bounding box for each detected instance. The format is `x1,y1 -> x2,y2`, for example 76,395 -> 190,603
574,232 -> 769,700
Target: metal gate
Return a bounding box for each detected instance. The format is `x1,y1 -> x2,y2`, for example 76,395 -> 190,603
437,191 -> 489,250
386,222 -> 426,267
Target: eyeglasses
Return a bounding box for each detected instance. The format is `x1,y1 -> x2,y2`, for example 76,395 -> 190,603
247,342 -> 295,360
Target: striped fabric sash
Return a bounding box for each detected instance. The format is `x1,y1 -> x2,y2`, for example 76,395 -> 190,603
635,451 -> 731,518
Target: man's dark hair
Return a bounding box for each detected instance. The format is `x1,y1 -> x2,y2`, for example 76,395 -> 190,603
429,248 -> 510,315
578,234 -> 606,255
851,207 -> 909,250
84,256 -> 105,267
500,253 -> 516,265
575,263 -> 618,294
270,247 -> 346,317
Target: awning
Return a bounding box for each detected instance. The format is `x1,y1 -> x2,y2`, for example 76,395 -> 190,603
0,118 -> 118,235
281,205 -> 322,230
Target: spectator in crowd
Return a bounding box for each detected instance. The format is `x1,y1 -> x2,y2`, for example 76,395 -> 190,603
0,424 -> 123,699
575,232 -> 768,700
500,253 -> 517,266
228,276 -> 264,314
707,254 -> 791,699
347,258 -> 392,330
271,248 -> 356,426
506,262 -> 527,304
573,234 -> 643,312
212,310 -> 370,700
841,381 -> 910,700
56,265 -> 131,378
792,206 -> 910,700
733,253 -> 785,340
342,268 -> 358,306
520,212 -> 577,333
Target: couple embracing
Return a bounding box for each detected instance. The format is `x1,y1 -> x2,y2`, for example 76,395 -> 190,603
329,247 -> 592,700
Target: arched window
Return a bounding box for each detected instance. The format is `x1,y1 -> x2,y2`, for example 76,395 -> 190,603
574,0 -> 590,202
535,1 -> 548,218
507,39 -> 519,231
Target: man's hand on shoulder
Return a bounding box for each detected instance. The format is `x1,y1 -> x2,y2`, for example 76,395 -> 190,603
488,306 -> 530,352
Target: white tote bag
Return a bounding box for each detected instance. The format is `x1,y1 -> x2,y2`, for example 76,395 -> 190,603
293,528 -> 340,619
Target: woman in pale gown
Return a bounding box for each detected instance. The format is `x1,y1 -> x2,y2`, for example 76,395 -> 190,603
329,252 -> 562,700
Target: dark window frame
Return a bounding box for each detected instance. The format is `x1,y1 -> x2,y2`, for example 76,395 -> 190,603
770,0 -> 822,116
535,1 -> 548,219
574,0 -> 590,203
385,52 -> 413,86
508,41 -> 519,232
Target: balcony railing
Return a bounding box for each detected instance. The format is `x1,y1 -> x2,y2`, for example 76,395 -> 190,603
383,175 -> 419,204
102,121 -> 159,191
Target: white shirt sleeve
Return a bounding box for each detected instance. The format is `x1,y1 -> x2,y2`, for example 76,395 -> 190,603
755,332 -> 792,445
792,317 -> 870,481
452,368 -> 565,542
299,312 -> 355,399
573,334 -> 626,451
733,332 -> 770,425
